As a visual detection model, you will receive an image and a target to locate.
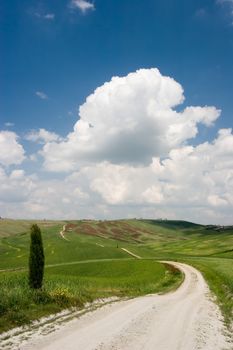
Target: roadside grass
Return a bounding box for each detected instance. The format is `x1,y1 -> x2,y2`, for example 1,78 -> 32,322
178,257 -> 233,327
0,260 -> 182,333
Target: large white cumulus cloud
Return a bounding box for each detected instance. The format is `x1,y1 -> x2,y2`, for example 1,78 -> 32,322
1,68 -> 233,224
80,128 -> 233,208
1,129 -> 233,223
42,68 -> 220,172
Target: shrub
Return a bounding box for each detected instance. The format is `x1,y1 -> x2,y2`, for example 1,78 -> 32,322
49,287 -> 72,306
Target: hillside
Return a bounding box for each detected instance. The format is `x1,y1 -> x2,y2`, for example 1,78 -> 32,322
0,219 -> 233,270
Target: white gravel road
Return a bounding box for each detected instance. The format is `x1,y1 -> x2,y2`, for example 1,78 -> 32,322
19,262 -> 232,350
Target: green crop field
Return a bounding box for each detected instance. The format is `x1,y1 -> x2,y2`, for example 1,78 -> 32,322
0,218 -> 232,333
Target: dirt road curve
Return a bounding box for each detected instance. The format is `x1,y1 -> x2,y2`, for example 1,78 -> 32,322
21,262 -> 231,350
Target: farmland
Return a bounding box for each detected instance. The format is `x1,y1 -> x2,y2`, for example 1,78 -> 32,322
0,218 -> 232,332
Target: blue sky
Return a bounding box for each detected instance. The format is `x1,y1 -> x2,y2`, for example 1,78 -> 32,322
0,0 -> 233,223
1,0 -> 233,136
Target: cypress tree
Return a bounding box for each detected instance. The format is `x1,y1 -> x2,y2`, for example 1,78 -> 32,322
29,224 -> 45,289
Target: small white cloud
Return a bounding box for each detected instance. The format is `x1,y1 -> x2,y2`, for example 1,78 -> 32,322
25,128 -> 61,144
142,186 -> 164,204
0,167 -> 36,205
29,154 -> 38,162
33,12 -> 55,20
4,122 -> 14,127
208,195 -> 228,207
69,0 -> 95,13
35,91 -> 48,100
10,170 -> 25,180
43,13 -> 55,20
195,8 -> 207,18
0,131 -> 25,167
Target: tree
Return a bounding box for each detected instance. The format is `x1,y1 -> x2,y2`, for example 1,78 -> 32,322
29,224 -> 45,289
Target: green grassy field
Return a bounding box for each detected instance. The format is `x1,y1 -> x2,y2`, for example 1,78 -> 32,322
0,221 -> 156,270
0,260 -> 181,333
0,218 -> 232,332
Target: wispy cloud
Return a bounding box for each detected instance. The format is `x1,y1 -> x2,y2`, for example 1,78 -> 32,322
4,122 -> 14,127
43,13 -> 55,20
195,8 -> 207,18
217,0 -> 233,3
69,0 -> 95,13
33,11 -> 55,20
35,91 -> 48,100
217,0 -> 233,21
68,110 -> 75,116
